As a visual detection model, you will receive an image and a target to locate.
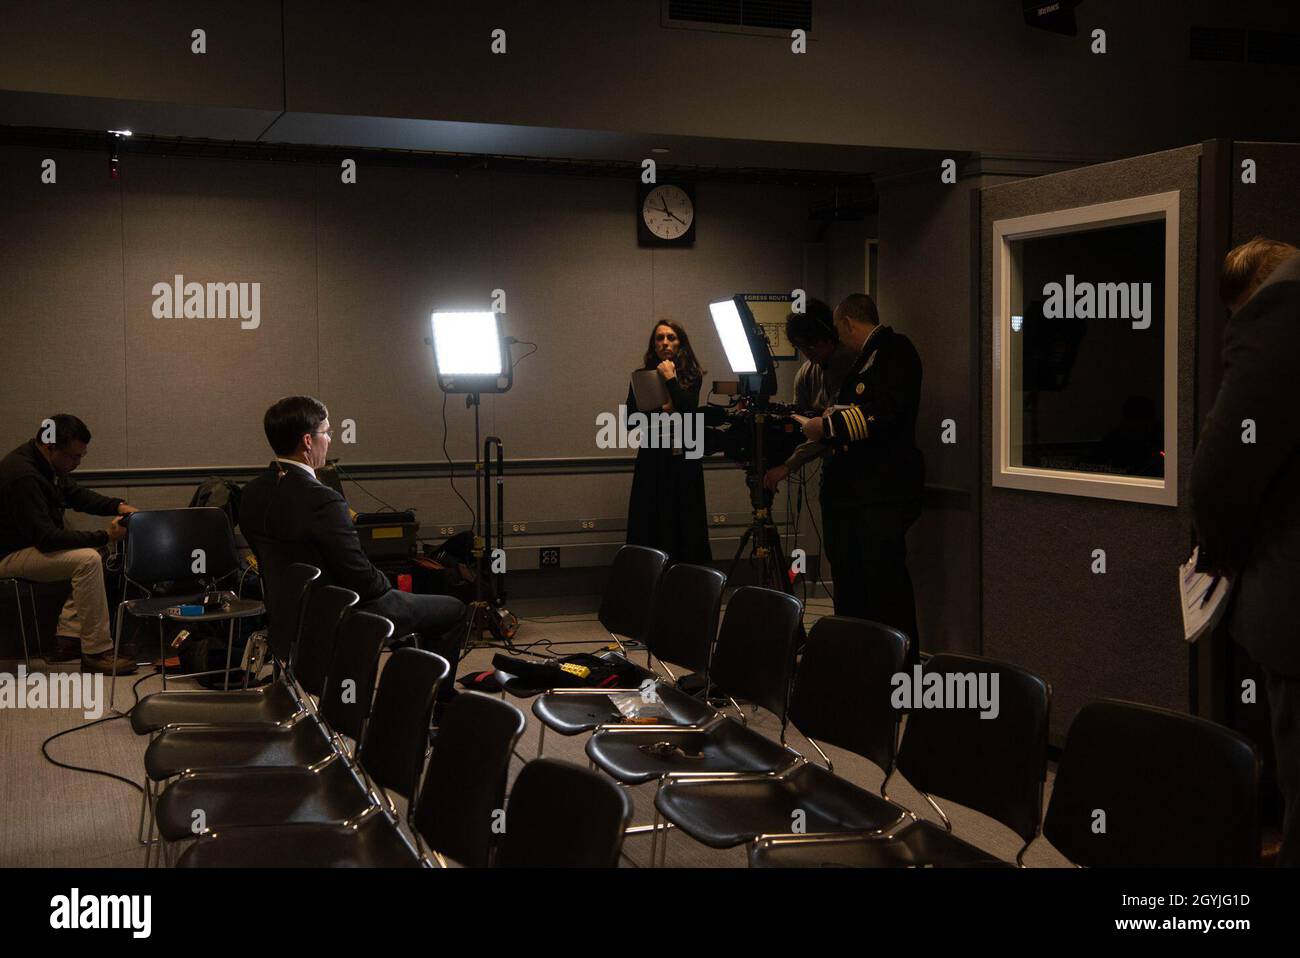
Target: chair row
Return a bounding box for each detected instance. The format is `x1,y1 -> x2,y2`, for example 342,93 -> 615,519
129,562 -> 632,867
517,547 -> 1261,868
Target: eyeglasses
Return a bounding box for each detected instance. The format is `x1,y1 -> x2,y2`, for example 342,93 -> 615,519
313,429 -> 333,440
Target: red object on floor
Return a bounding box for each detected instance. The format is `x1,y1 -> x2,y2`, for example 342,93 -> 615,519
397,574 -> 413,592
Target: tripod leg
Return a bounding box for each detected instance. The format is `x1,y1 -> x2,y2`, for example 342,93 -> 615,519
726,527 -> 754,585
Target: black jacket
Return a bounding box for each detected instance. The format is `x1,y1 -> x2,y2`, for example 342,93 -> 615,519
819,325 -> 925,509
238,462 -> 391,625
0,440 -> 122,559
1192,254 -> 1300,675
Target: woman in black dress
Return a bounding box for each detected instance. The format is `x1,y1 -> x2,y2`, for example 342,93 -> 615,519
625,320 -> 713,565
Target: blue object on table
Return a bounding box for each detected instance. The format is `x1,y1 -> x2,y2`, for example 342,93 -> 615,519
177,604 -> 206,616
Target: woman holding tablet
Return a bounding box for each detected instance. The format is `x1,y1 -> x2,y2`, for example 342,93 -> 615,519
624,320 -> 712,565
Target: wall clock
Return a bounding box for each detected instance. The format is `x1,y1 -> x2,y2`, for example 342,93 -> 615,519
638,182 -> 696,246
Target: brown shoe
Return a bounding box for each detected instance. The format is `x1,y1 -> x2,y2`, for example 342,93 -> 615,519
81,651 -> 138,675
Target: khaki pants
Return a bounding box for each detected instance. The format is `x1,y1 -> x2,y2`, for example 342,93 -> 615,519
0,546 -> 112,655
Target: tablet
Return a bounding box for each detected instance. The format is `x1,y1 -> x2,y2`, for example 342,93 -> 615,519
631,368 -> 671,412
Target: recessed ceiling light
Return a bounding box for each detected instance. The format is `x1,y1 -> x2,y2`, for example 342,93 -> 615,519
651,147 -> 669,154
108,129 -> 132,136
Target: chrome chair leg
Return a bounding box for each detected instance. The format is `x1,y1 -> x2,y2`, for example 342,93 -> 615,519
158,618 -> 168,691
11,580 -> 31,670
222,618 -> 236,690
537,722 -> 546,758
136,777 -> 150,844
111,602 -> 127,711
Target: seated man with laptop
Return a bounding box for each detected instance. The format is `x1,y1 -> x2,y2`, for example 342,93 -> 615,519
239,396 -> 466,705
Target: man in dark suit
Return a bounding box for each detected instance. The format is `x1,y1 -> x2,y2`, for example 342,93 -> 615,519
797,293 -> 924,666
239,396 -> 466,703
1192,237 -> 1300,867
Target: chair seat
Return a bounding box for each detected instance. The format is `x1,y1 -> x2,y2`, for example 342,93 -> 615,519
155,761 -> 370,841
123,593 -> 263,621
144,718 -> 334,781
532,683 -> 713,736
585,717 -> 792,785
749,819 -> 1014,868
655,761 -> 904,849
177,817 -> 422,868
122,593 -> 208,616
130,680 -> 301,734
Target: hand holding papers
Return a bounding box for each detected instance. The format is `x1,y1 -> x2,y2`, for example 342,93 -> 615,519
1180,547 -> 1232,643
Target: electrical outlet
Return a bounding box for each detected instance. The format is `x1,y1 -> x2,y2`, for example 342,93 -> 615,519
712,514 -> 728,524
512,522 -> 528,533
539,547 -> 561,568
439,525 -> 456,536
580,520 -> 595,530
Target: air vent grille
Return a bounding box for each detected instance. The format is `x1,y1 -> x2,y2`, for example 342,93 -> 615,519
665,0 -> 812,34
1190,26 -> 1299,66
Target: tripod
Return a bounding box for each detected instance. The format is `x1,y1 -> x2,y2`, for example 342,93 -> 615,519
725,403 -> 792,594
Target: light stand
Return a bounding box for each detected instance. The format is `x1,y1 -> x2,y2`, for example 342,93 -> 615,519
429,310 -> 515,648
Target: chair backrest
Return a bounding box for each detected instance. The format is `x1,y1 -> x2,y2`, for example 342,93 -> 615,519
292,585 -> 359,697
357,649 -> 451,800
644,563 -> 726,677
318,610 -> 392,742
266,563 -> 320,665
788,616 -> 909,774
411,691 -> 526,867
123,508 -> 240,588
894,653 -> 1050,845
1043,699 -> 1260,867
710,586 -> 803,723
598,545 -> 669,641
495,759 -> 632,867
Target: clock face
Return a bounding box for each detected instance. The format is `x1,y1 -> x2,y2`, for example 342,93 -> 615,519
641,184 -> 695,241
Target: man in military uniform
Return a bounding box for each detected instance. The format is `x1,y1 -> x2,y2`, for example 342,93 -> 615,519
796,293 -> 924,665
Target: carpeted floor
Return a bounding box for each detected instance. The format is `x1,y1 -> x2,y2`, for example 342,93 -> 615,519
0,598 -> 1071,868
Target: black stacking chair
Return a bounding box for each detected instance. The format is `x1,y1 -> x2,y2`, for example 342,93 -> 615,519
749,653 -> 1051,868
110,508 -> 265,706
132,575 -> 349,848
1041,699 -> 1260,867
141,593 -> 378,862
129,563 -> 321,735
530,563 -> 726,756
495,759 -> 632,867
652,617 -> 910,864
584,587 -> 802,855
585,587 -> 804,785
152,648 -> 450,865
494,545 -> 669,697
176,691 -> 527,867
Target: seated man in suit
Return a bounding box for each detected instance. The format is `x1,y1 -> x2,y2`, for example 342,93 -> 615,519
239,396 -> 466,704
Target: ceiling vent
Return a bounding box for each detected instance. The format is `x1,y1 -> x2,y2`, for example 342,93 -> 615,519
663,1 -> 813,36
1190,26 -> 1299,66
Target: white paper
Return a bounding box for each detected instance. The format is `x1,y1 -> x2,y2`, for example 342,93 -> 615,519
1180,547 -> 1232,644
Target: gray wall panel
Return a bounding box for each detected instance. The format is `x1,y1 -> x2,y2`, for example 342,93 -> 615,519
979,145 -> 1201,743
0,146 -> 128,463
120,154 -> 319,468
1231,142 -> 1300,247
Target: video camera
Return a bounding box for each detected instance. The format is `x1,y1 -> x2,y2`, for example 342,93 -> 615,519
702,393 -> 804,468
